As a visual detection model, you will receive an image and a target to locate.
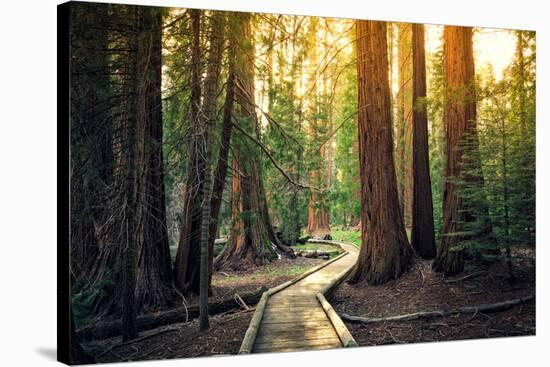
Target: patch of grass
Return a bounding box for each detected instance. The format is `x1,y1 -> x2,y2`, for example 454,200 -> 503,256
218,264 -> 316,283
264,264 -> 316,277
330,228 -> 362,248
330,228 -> 411,248
292,243 -> 340,253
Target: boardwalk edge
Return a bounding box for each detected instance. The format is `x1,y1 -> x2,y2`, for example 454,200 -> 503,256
313,240 -> 358,347
239,247 -> 350,354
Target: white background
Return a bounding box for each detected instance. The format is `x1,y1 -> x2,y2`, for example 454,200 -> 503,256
0,0 -> 546,366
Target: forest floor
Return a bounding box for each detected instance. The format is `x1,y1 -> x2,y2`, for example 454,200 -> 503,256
331,245 -> 536,346
88,256 -> 325,363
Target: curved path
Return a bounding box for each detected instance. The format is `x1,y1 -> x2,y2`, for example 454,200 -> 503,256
250,242 -> 358,353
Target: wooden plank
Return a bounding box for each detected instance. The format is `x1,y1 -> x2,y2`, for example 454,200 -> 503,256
257,321 -> 334,333
264,303 -> 320,310
262,308 -> 326,318
253,343 -> 340,353
253,337 -> 342,352
257,325 -> 335,339
261,315 -> 328,324
254,329 -> 340,345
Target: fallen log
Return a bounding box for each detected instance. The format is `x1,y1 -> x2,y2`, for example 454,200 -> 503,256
77,286 -> 267,341
341,295 -> 534,324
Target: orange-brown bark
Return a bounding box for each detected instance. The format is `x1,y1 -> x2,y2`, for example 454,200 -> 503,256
349,20 -> 412,285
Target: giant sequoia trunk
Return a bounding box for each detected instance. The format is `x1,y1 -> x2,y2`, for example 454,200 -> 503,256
69,2 -> 112,282
433,26 -> 492,275
214,14 -> 280,270
411,24 -> 436,259
395,23 -> 413,230
349,20 -> 412,285
133,7 -> 175,314
88,6 -> 175,321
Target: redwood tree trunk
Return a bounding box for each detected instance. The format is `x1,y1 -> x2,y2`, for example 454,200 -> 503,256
432,26 -> 492,275
133,6 -> 176,314
411,24 -> 436,259
69,2 -> 111,283
88,6 -> 175,321
306,18 -> 331,238
198,11 -> 225,330
395,23 -> 413,230
173,9 -> 203,294
214,14 -> 279,270
208,68 -> 235,282
348,20 -> 412,285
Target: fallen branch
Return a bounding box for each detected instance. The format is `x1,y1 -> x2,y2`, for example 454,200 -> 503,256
78,287 -> 267,341
341,295 -> 534,324
97,327 -> 179,358
234,294 -> 250,311
444,270 -> 487,283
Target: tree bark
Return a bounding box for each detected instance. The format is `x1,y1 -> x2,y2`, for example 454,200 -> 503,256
433,26 -> 492,275
133,6 -> 176,315
198,11 -> 225,331
214,14 -> 280,270
173,9 -> 203,295
69,2 -> 112,283
395,23 -> 413,230
411,24 -> 436,259
306,18 -> 331,238
348,20 -> 412,285
86,6 -> 175,323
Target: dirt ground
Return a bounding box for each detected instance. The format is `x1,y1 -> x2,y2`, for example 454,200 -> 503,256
85,256 -> 324,363
331,246 -> 536,346
82,248 -> 535,363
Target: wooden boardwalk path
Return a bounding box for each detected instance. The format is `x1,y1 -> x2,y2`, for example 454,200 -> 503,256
250,242 -> 358,354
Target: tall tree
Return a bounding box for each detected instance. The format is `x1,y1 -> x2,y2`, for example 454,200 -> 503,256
133,6 -> 175,314
69,1 -> 113,284
197,11 -> 225,330
306,17 -> 331,238
214,14 -> 283,269
349,20 -> 411,285
411,24 -> 436,259
86,6 -> 175,327
433,26 -> 492,275
395,23 -> 413,230
173,10 -> 203,294
208,36 -> 236,282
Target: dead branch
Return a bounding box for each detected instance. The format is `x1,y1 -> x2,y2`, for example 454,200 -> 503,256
444,270 -> 488,283
342,295 -> 534,324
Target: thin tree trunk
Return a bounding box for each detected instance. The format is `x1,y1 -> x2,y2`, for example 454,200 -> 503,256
349,20 -> 411,285
411,24 -> 436,259
174,9 -> 203,294
208,69 -> 235,282
198,11 -> 225,331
